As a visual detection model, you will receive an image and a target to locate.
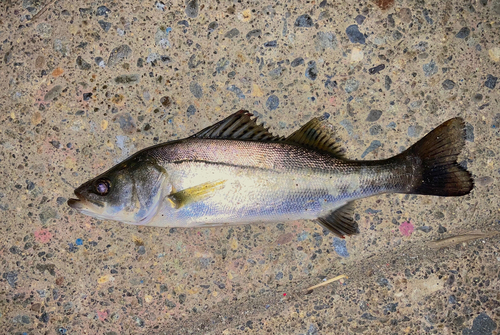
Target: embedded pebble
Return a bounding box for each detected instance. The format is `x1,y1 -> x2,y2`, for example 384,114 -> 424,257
355,15 -> 365,25
315,32 -> 337,50
266,95 -> 279,110
423,60 -> 438,77
366,110 -> 382,122
333,237 -> 350,257
246,29 -> 262,40
44,85 -> 62,101
185,0 -> 199,18
295,14 -> 313,27
344,78 -> 359,93
369,125 -> 382,135
96,5 -> 110,16
225,28 -> 240,38
361,140 -> 381,158
227,85 -> 245,99
485,74 -> 498,89
305,61 -> 318,80
442,79 -> 456,90
291,57 -> 304,67
187,105 -> 197,116
346,25 -> 365,44
98,20 -> 112,32
190,81 -> 203,99
408,125 -> 423,137
456,27 -> 470,39
108,45 -> 132,67
76,56 -> 91,70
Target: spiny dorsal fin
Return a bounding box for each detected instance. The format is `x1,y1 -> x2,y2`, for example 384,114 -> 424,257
285,116 -> 344,158
191,110 -> 284,141
316,202 -> 359,238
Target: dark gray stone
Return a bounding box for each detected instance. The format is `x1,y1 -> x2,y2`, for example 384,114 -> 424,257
346,25 -> 365,44
98,20 -> 111,32
187,105 -> 196,116
108,45 -> 132,67
291,57 -> 304,67
185,0 -> 199,18
485,74 -> 498,89
366,110 -> 383,122
305,61 -> 317,80
190,81 -> 203,98
225,28 -> 239,38
442,79 -> 456,90
76,56 -> 91,70
295,14 -> 313,27
456,27 -> 470,39
462,313 -> 497,335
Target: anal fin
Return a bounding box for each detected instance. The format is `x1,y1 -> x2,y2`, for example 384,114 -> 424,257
316,202 -> 359,238
167,180 -> 226,209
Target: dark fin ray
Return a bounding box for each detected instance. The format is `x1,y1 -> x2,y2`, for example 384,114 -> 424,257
316,202 -> 359,238
401,117 -> 474,196
285,116 -> 344,158
191,110 -> 284,141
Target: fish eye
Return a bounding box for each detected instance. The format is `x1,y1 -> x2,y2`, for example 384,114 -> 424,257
95,179 -> 111,196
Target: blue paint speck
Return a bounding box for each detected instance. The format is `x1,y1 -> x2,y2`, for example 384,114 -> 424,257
166,27 -> 172,33
333,237 -> 350,257
76,238 -> 83,245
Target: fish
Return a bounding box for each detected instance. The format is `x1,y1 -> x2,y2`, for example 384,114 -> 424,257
68,111 -> 474,237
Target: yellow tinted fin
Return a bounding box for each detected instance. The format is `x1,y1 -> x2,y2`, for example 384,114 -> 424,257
167,180 -> 226,209
316,202 -> 359,238
285,116 -> 344,158
190,110 -> 284,141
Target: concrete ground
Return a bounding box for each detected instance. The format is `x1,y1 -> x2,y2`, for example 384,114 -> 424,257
1,0 -> 499,334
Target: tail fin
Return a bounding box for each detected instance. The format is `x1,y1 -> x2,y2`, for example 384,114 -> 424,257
402,118 -> 474,196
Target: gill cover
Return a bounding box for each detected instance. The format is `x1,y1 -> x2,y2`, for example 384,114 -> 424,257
68,154 -> 166,224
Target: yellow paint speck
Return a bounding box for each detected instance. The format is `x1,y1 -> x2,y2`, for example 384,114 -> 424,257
238,9 -> 252,22
145,295 -> 153,303
251,83 -> 264,97
101,119 -> 108,131
488,47 -> 500,62
98,275 -> 115,284
10,112 -> 15,120
230,238 -> 238,250
227,271 -> 233,280
212,290 -> 218,297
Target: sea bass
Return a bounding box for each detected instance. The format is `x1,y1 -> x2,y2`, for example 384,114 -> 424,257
68,111 -> 473,237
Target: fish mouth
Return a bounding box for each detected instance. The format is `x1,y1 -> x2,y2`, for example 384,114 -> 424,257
67,190 -> 94,211
67,198 -> 83,210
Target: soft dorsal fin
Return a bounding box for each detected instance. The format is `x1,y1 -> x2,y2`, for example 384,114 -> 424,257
285,115 -> 344,158
190,110 -> 284,141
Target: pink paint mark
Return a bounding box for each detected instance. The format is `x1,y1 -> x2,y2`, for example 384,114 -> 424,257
329,96 -> 336,105
97,310 -> 108,321
34,229 -> 53,243
399,221 -> 414,237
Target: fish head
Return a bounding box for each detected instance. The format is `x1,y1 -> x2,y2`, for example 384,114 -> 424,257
68,155 -> 167,224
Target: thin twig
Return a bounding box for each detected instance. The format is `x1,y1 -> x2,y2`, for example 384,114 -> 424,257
29,0 -> 56,23
305,274 -> 348,292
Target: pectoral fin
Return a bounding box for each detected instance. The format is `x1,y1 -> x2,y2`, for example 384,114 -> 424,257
316,202 -> 359,238
167,180 -> 226,209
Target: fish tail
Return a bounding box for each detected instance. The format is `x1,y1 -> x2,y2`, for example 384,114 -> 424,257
401,117 -> 474,196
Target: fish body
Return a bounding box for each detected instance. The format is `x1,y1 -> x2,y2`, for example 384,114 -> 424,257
68,111 -> 473,237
